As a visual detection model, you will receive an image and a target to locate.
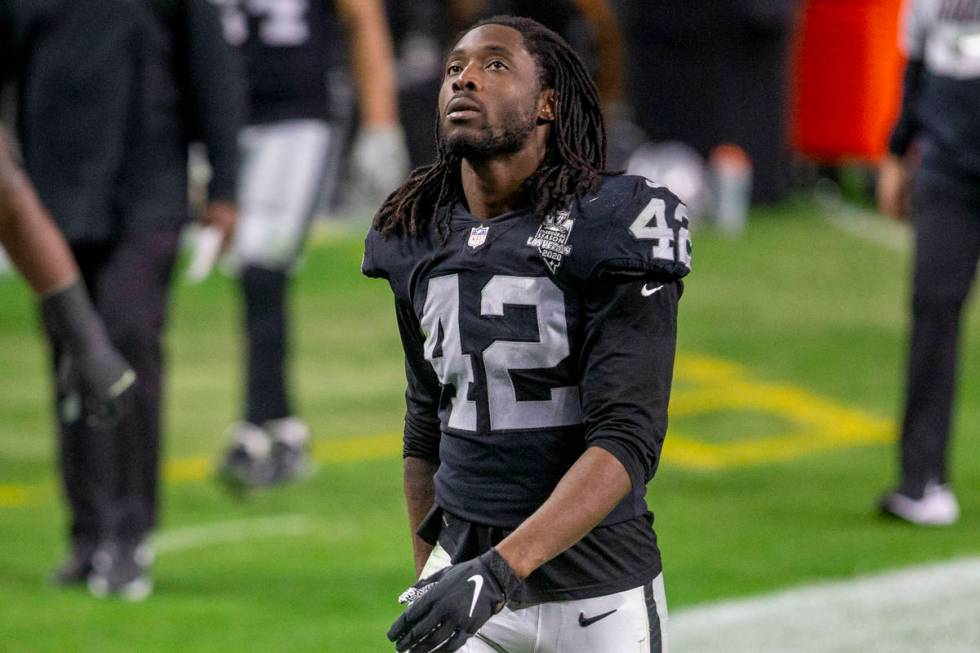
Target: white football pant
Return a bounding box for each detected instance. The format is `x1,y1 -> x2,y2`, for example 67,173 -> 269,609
419,544 -> 670,653
232,119 -> 334,271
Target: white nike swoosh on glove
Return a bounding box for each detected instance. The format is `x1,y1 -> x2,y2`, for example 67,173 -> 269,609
466,575 -> 484,618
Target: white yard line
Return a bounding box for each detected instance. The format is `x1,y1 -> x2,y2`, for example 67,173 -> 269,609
670,556 -> 980,653
153,514 -> 318,554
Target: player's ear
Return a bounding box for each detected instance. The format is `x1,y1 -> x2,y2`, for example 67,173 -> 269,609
537,88 -> 556,124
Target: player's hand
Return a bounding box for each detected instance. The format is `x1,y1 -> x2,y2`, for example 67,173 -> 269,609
877,154 -> 911,222
60,342 -> 136,429
41,280 -> 136,429
387,548 -> 521,653
200,200 -> 238,250
350,124 -> 410,207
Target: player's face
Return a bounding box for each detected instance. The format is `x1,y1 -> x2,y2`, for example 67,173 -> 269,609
438,24 -> 553,160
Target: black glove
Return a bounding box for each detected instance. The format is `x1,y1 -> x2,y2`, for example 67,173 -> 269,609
41,281 -> 136,429
387,548 -> 522,653
59,342 -> 136,429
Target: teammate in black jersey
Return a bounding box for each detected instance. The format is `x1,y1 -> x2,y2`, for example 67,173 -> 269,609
364,16 -> 690,653
210,0 -> 408,488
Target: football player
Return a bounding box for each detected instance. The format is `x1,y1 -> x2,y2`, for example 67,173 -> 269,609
876,0 -> 980,526
2,0 -> 245,599
210,0 -> 409,489
363,16 -> 690,653
0,126 -> 134,432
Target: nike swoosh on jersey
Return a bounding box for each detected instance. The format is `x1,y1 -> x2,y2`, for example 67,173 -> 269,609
578,609 -> 617,627
641,283 -> 664,297
467,575 -> 484,618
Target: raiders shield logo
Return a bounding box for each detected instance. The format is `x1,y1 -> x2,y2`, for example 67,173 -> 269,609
468,225 -> 489,249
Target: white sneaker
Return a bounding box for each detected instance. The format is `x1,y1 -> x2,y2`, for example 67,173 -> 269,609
215,422 -> 274,491
264,417 -> 312,484
881,482 -> 960,526
264,417 -> 309,448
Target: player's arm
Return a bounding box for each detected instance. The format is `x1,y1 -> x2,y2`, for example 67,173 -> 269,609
497,279 -> 678,578
336,0 -> 409,201
498,447 -> 631,577
0,126 -> 135,426
394,299 -> 444,576
362,236 -> 441,573
336,0 -> 399,127
878,0 -> 928,221
182,0 -> 247,245
0,127 -> 77,294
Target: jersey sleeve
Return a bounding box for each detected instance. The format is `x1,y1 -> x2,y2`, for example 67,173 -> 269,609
571,175 -> 692,284
579,276 -> 680,491
362,227 -> 389,280
889,0 -> 930,156
181,0 -> 247,203
394,298 -> 443,463
364,227 -> 442,461
362,225 -> 417,293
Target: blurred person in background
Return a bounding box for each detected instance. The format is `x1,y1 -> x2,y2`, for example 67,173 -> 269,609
876,0 -> 980,527
449,0 -> 626,108
0,0 -> 245,598
209,0 -> 408,489
0,126 -> 135,431
386,0 -> 631,169
614,0 -> 799,203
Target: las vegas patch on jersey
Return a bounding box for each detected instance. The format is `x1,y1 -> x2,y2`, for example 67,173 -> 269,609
527,209 -> 575,274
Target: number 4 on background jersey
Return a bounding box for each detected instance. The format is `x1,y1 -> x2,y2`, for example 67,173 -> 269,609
209,0 -> 310,47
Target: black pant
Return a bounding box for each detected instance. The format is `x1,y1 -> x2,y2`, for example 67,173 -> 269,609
899,171 -> 980,496
242,265 -> 291,424
49,229 -> 180,547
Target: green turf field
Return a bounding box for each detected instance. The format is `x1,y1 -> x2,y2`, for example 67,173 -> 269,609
1,199 -> 978,651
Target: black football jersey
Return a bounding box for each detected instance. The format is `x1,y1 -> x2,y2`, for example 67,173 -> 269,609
363,174 -> 691,601
209,0 -> 338,124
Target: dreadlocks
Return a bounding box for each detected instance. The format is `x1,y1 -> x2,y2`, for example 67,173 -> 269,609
373,15 -> 607,238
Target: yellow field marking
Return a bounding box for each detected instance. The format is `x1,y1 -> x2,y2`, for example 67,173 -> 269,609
162,432 -> 402,485
668,354 -> 893,470
313,432 -> 401,464
0,484 -> 35,508
0,354 -> 893,508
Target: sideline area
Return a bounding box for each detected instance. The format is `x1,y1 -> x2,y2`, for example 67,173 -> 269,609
670,556 -> 980,652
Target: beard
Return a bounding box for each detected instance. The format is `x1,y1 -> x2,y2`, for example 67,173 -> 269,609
440,104 -> 538,161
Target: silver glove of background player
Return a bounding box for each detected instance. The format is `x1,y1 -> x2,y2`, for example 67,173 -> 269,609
349,125 -> 410,210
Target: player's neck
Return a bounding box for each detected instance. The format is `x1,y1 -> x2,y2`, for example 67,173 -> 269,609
460,136 -> 547,220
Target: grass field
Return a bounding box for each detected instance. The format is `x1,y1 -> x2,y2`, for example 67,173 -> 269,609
1,199 -> 979,651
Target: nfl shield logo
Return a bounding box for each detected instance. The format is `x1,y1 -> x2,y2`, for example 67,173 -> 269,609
468,225 -> 489,249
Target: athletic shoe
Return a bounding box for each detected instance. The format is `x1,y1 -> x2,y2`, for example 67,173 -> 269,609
264,417 -> 312,485
87,539 -> 154,601
215,421 -> 275,491
880,481 -> 960,526
50,541 -> 97,586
